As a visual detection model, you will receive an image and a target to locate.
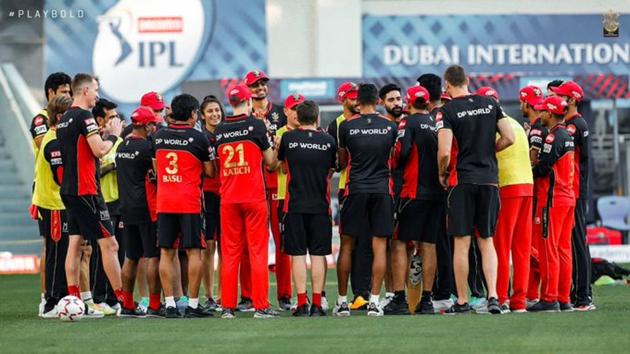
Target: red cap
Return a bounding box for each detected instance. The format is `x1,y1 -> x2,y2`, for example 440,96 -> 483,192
226,83 -> 252,106
535,96 -> 568,115
284,93 -> 305,110
519,85 -> 544,106
406,85 -> 430,107
131,106 -> 159,126
551,81 -> 584,102
476,86 -> 499,101
244,70 -> 269,86
440,92 -> 452,102
140,91 -> 165,111
337,82 -> 358,103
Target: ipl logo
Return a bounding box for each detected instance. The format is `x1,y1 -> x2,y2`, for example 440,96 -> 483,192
92,0 -> 213,103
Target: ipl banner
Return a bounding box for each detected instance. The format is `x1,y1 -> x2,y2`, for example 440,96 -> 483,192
45,0 -> 267,108
363,14 -> 629,78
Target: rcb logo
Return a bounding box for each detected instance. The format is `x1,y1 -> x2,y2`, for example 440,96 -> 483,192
603,10 -> 620,38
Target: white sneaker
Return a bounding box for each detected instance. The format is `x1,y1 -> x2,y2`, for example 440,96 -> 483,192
321,295 -> 329,312
526,298 -> 539,308
432,298 -> 454,313
38,298 -> 46,317
84,302 -> 105,318
367,302 -> 384,317
379,294 -> 393,309
332,301 -> 350,317
41,306 -> 59,319
96,302 -> 117,316
110,303 -> 121,316
470,297 -> 488,312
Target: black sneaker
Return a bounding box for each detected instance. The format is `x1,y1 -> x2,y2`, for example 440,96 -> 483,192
237,297 -> 254,312
254,308 -> 279,319
415,297 -> 435,315
445,302 -> 470,315
118,306 -> 146,318
309,305 -> 326,317
146,305 -> 165,318
527,300 -> 560,313
204,298 -> 219,311
333,301 -> 350,317
383,299 -> 410,315
184,305 -> 214,318
278,297 -> 292,312
559,302 -> 575,312
487,297 -> 502,314
292,304 -> 310,317
221,308 -> 235,319
164,306 -> 182,318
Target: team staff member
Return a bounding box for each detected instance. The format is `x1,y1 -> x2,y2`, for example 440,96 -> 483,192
436,65 -> 514,315
200,95 -> 225,311
56,74 -> 125,313
552,81 -> 594,311
529,96 -> 576,312
277,100 -> 336,317
116,106 -> 162,317
481,87 -> 535,313
33,95 -> 73,317
242,70 -> 291,311
327,82 -> 372,310
122,91 -> 166,138
215,83 -> 278,319
153,94 -> 215,318
335,84 -> 398,317
388,85 -> 444,315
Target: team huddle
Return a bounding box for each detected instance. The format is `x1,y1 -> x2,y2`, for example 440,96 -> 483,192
31,64 -> 594,320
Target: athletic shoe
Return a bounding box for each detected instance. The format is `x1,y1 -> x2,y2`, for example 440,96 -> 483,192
350,295 -> 368,310
176,296 -> 188,313
84,302 -> 105,318
470,297 -> 488,312
332,301 -> 351,317
560,302 -> 575,312
146,305 -> 165,318
221,308 -> 235,319
511,308 -> 527,314
321,294 -> 329,312
409,254 -> 423,285
415,297 -> 435,315
237,297 -> 255,312
383,300 -> 410,315
38,297 -> 46,317
292,304 -> 310,317
575,302 -> 596,312
310,305 -> 326,317
445,302 -> 470,315
278,297 -> 292,312
164,306 -> 182,318
253,308 -> 279,319
138,298 -> 149,313
487,297 -> 502,314
96,302 -> 117,316
41,306 -> 59,319
118,306 -> 146,318
367,302 -> 384,317
526,298 -> 539,308
432,298 -> 454,313
184,305 -> 214,318
527,300 -> 560,313
204,298 -> 219,311
379,293 -> 393,309
500,303 -> 511,314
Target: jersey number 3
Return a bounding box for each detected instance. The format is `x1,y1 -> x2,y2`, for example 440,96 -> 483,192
165,152 -> 178,174
222,143 -> 246,168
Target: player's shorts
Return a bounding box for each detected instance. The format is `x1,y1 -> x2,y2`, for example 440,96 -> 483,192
396,198 -> 445,244
447,184 -> 500,238
157,213 -> 206,249
204,192 -> 220,241
61,195 -> 115,241
38,207 -> 68,242
283,213 -> 332,256
125,222 -> 159,260
341,193 -> 394,238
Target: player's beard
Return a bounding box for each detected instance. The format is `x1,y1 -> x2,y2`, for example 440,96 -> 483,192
347,104 -> 359,115
387,106 -> 403,118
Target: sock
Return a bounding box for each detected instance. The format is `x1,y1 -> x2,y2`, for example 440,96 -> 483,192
114,289 -> 126,306
370,294 -> 380,305
123,291 -> 135,310
321,291 -> 326,297
297,293 -> 308,307
312,293 -> 322,307
165,296 -> 176,308
67,285 -> 80,298
141,297 -> 149,305
394,290 -> 406,303
80,291 -> 93,303
422,290 -> 433,300
149,294 -> 161,311
41,293 -> 45,300
189,298 -> 199,309
337,295 -> 347,305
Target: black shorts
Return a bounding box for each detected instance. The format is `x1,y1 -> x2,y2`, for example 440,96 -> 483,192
39,208 -> 68,242
283,213 -> 332,256
396,199 -> 445,244
204,192 -> 220,241
340,193 -> 394,238
125,222 -> 159,260
61,195 -> 115,241
157,213 -> 206,249
447,184 -> 500,238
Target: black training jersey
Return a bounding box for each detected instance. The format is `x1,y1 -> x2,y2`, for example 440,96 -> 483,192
56,107 -> 101,196
564,113 -> 589,199
278,128 -> 336,214
30,110 -> 49,140
43,137 -> 63,186
116,135 -> 154,224
436,95 -> 504,186
338,113 -> 397,195
533,124 -> 575,208
395,113 -> 444,200
528,117 -> 548,154
255,102 -> 287,136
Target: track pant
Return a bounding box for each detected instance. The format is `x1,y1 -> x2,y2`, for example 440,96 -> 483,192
527,233 -> 541,301
539,206 -> 574,304
41,208 -> 68,308
221,201 -> 270,310
433,219 -> 454,301
339,190 -> 372,299
494,195 -> 532,309
270,196 -> 291,299
91,214 -> 124,305
571,198 -> 592,304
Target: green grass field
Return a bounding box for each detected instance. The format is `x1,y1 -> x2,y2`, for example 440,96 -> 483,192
1,274 -> 629,353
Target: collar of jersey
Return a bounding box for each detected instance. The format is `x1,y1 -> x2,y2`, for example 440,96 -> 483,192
168,123 -> 191,130
225,114 -> 249,122
564,112 -> 581,122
